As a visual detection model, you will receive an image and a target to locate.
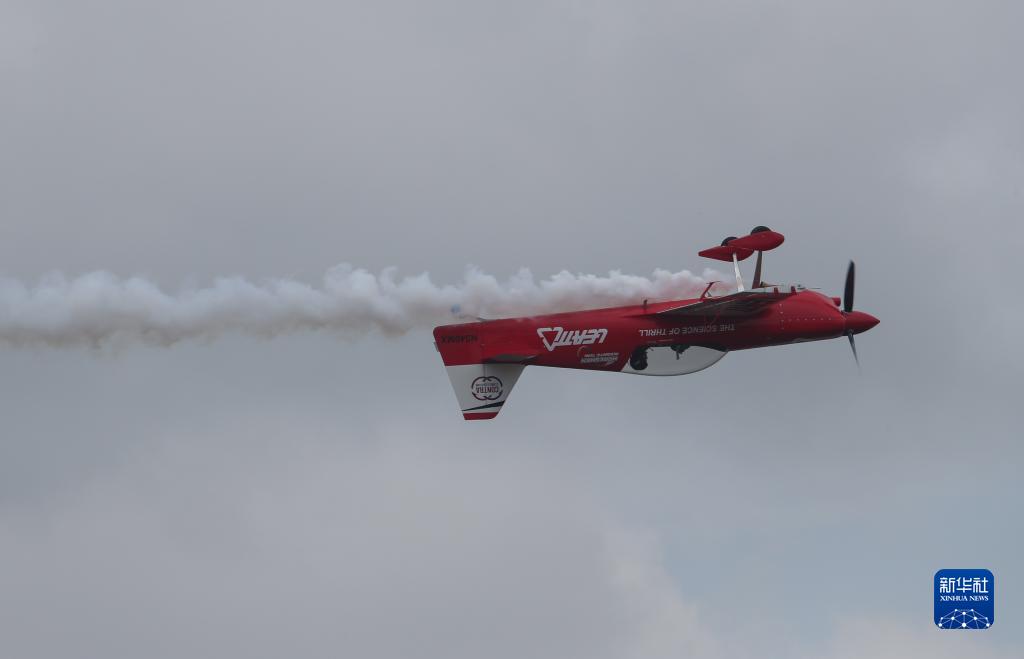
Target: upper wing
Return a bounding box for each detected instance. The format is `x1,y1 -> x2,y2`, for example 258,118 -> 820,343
654,290 -> 790,319
698,229 -> 785,262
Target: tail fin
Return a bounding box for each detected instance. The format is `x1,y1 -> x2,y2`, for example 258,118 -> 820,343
442,362 -> 525,420
433,324 -> 525,420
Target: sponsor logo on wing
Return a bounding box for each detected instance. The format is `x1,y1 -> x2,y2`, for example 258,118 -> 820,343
471,376 -> 503,401
537,326 -> 608,351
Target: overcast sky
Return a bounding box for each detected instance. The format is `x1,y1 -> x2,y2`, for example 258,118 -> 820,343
1,1 -> 1022,657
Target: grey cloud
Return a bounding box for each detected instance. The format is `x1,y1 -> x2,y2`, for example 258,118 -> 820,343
1,1 -> 1022,657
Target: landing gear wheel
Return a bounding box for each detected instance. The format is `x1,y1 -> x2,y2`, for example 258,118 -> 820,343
751,225 -> 771,233
629,346 -> 649,371
721,236 -> 738,246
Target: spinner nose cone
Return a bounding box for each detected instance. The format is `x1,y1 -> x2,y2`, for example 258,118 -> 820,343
845,310 -> 879,335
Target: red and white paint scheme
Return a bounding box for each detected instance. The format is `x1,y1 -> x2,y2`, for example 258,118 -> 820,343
434,227 -> 879,419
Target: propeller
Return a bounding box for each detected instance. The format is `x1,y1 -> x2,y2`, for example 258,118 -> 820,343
843,261 -> 855,313
843,260 -> 859,370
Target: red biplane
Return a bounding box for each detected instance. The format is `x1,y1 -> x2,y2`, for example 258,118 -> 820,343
434,228 -> 878,419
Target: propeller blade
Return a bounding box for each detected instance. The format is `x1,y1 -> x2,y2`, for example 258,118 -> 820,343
847,331 -> 860,371
844,261 -> 855,313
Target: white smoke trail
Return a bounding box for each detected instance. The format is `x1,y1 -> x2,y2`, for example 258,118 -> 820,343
0,265 -> 727,348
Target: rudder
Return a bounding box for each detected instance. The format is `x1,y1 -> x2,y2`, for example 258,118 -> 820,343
434,324 -> 525,420
443,363 -> 525,420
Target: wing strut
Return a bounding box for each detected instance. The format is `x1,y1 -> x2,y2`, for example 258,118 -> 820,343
732,253 -> 745,292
